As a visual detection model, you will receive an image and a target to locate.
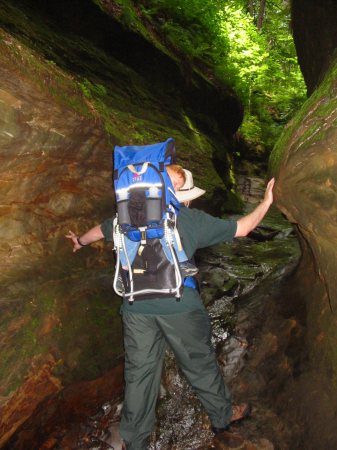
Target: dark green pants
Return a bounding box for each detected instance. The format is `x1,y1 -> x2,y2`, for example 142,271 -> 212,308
119,308 -> 232,450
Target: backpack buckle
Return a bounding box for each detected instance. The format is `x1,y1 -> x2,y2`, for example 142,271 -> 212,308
139,227 -> 147,245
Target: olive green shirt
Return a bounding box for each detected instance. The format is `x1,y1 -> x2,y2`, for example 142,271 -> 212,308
100,206 -> 237,314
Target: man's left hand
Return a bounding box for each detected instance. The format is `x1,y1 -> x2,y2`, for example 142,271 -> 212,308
263,178 -> 275,206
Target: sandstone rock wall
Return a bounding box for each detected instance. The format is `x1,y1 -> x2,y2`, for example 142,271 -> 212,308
270,53 -> 337,450
0,32 -> 123,447
291,0 -> 337,95
0,3 -> 244,441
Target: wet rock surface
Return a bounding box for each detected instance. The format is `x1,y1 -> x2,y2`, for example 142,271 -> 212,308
291,0 -> 337,94
0,7 -> 242,443
270,52 -> 337,449
0,30 -> 126,446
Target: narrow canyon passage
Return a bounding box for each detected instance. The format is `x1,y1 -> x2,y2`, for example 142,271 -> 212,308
1,1 -> 337,449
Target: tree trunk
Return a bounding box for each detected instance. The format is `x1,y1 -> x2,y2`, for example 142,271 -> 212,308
248,0 -> 255,17
257,0 -> 266,29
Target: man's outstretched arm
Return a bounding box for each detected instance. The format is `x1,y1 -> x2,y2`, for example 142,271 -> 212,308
66,225 -> 104,252
235,178 -> 275,238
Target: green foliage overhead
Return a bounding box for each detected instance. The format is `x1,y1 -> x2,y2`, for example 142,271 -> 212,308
138,0 -> 306,155
140,0 -> 230,62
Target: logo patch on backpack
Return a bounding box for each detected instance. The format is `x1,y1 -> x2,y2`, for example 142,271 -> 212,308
132,173 -> 142,183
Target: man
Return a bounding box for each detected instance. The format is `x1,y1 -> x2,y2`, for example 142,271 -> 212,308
66,170 -> 275,450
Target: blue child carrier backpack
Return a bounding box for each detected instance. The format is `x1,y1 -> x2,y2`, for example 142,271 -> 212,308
112,138 -> 184,303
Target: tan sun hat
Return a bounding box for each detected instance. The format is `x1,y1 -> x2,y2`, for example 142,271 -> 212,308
175,169 -> 206,203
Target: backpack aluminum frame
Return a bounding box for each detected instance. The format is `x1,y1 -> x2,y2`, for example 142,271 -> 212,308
112,214 -> 183,303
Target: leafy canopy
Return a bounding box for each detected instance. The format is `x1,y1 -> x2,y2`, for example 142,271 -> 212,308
139,0 -> 306,154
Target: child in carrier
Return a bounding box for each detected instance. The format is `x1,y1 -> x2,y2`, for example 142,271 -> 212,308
118,164 -> 198,279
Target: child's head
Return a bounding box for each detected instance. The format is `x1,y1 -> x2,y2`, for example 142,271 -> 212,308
167,164 -> 186,191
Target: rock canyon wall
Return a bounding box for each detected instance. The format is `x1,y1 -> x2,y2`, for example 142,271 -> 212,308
0,1 -> 243,445
269,1 -> 337,448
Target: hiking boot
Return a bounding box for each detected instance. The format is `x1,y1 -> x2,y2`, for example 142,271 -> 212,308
213,431 -> 246,448
212,403 -> 252,434
180,261 -> 199,277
